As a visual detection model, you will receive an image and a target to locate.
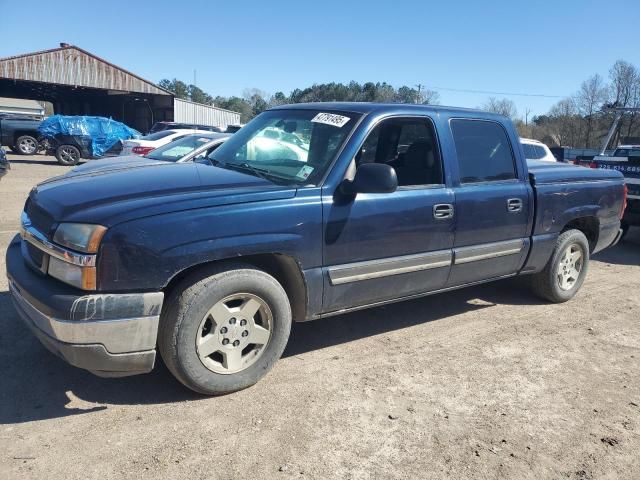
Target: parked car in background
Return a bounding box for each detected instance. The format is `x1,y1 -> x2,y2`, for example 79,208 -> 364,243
121,129 -> 211,156
0,146 -> 10,179
7,103 -> 625,395
40,115 -> 140,166
521,138 -> 556,162
149,121 -> 224,134
68,133 -> 231,175
577,145 -> 640,237
0,115 -> 42,155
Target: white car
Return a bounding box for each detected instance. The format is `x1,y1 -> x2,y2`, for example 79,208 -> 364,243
521,138 -> 556,162
121,129 -> 211,156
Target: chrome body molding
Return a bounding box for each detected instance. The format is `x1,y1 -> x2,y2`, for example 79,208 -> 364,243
454,239 -> 524,265
20,212 -> 96,267
327,238 -> 526,286
328,250 -> 452,285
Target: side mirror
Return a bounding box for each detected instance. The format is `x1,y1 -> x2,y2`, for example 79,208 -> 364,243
340,163 -> 398,195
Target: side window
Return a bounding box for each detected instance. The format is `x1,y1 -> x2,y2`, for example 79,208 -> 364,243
451,119 -> 517,183
522,144 -> 535,159
536,145 -> 547,159
355,118 -> 443,187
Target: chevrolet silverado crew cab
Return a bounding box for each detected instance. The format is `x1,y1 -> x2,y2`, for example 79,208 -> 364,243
7,103 -> 626,395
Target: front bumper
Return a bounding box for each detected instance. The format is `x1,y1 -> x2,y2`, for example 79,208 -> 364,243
6,236 -> 163,377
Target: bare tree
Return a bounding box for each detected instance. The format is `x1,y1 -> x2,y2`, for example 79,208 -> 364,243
548,98 -> 581,146
574,74 -> 608,148
609,61 -> 640,143
481,97 -> 518,120
609,60 -> 637,106
420,89 -> 441,105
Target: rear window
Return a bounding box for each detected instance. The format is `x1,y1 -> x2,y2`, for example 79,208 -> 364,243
142,131 -> 176,141
522,143 -> 546,160
451,119 -> 517,183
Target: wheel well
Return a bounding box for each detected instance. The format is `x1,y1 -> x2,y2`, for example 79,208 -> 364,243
163,254 -> 308,322
562,216 -> 599,252
13,131 -> 39,144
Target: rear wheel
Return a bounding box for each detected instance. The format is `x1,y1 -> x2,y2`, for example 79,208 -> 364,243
55,145 -> 81,166
158,263 -> 292,395
15,135 -> 39,155
530,229 -> 590,303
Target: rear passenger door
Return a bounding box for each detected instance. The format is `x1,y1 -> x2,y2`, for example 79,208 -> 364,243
447,119 -> 531,286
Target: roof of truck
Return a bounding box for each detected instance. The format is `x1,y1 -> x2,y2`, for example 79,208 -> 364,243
270,102 -> 506,119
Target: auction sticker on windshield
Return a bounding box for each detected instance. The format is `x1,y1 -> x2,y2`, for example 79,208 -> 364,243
296,165 -> 314,180
311,113 -> 351,128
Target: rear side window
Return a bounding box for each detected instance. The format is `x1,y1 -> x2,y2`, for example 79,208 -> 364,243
451,119 -> 517,183
522,143 -> 546,160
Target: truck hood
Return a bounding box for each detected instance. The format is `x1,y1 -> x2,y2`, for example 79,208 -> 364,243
28,162 -> 296,228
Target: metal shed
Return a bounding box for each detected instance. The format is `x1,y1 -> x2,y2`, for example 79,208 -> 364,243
0,44 -> 239,132
0,97 -> 45,118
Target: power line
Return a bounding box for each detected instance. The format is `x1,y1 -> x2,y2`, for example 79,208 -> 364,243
424,85 -> 564,99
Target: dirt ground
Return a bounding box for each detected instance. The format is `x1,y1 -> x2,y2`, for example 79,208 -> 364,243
1,154 -> 639,480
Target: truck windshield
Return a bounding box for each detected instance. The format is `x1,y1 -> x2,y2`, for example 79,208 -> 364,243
208,109 -> 360,185
613,148 -> 640,158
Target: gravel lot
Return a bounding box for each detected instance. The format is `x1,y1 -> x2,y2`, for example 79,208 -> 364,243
1,154 -> 639,480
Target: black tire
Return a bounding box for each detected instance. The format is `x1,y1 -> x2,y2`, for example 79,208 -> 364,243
158,262 -> 292,395
15,135 -> 39,155
55,145 -> 81,166
530,229 -> 590,303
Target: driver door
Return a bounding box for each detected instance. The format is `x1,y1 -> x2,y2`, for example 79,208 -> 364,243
322,116 -> 455,313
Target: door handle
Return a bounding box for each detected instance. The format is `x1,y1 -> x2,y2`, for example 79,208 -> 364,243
507,198 -> 523,213
433,203 -> 454,219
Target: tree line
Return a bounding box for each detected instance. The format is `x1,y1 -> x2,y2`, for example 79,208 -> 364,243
160,59 -> 640,149
157,79 -> 440,123
481,60 -> 640,149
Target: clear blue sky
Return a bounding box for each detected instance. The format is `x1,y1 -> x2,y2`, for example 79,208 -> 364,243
1,0 -> 639,118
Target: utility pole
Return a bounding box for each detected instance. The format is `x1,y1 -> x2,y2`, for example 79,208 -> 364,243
415,84 -> 424,104
525,107 -> 531,126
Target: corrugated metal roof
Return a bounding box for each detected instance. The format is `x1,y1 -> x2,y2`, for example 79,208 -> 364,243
0,45 -> 172,96
0,97 -> 44,110
174,98 -> 241,127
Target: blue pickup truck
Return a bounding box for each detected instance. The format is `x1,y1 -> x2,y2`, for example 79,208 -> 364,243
7,103 -> 626,394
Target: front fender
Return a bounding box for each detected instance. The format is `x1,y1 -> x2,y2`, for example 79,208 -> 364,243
97,194 -> 323,291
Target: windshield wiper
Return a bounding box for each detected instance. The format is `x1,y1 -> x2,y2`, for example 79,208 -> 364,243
225,162 -> 275,182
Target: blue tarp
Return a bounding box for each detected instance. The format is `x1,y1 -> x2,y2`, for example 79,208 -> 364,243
39,115 -> 140,157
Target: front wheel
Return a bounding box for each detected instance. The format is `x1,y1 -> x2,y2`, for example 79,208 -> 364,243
55,145 -> 81,165
158,263 -> 292,395
530,229 -> 590,303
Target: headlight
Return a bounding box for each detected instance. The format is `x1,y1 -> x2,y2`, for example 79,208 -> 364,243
48,256 -> 97,290
53,223 -> 107,253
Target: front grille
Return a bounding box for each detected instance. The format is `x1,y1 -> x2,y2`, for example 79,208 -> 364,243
26,200 -> 54,235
